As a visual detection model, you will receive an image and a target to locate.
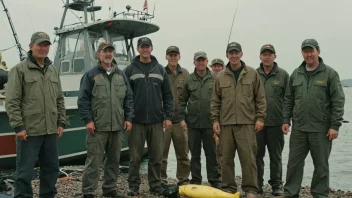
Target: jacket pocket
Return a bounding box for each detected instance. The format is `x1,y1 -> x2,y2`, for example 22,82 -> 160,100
220,82 -> 231,98
241,80 -> 253,97
115,81 -> 127,99
271,84 -> 284,98
24,77 -> 39,99
22,108 -> 42,134
49,76 -> 59,98
313,81 -> 327,99
292,79 -> 303,99
92,80 -> 108,98
188,85 -> 199,100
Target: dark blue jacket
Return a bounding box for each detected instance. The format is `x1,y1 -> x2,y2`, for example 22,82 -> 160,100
124,55 -> 173,124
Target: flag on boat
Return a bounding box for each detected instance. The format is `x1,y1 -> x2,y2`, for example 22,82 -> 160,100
143,0 -> 148,11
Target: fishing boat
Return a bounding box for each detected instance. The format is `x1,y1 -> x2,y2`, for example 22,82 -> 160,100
0,0 -> 159,169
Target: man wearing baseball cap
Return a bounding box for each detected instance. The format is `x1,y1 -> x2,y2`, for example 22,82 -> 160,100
161,46 -> 191,186
5,32 -> 67,197
211,42 -> 266,197
179,51 -> 220,188
210,58 -> 224,75
282,39 -> 345,197
124,37 -> 174,196
78,42 -> 133,198
256,44 -> 289,196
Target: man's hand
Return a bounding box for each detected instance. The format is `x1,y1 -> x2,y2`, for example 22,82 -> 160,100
16,130 -> 27,141
213,121 -> 221,135
124,121 -> 132,132
180,120 -> 188,132
327,129 -> 339,140
86,122 -> 95,135
163,120 -> 172,130
255,120 -> 264,133
282,124 -> 290,135
57,127 -> 64,139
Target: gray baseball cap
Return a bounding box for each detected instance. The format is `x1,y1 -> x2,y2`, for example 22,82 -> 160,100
194,51 -> 207,60
30,32 -> 51,44
301,39 -> 319,50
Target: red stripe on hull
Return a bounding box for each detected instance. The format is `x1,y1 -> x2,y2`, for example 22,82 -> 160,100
0,135 -> 16,155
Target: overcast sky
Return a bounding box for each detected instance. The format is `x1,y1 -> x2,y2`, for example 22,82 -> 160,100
0,0 -> 351,79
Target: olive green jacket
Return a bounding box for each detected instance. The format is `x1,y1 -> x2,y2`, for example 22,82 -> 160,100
257,63 -> 289,126
5,53 -> 66,136
179,68 -> 216,128
165,65 -> 189,123
283,57 -> 345,132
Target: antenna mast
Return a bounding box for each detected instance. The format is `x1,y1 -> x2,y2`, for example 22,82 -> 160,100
0,0 -> 25,61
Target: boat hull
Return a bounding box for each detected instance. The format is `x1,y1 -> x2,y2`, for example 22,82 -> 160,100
0,108 -> 146,170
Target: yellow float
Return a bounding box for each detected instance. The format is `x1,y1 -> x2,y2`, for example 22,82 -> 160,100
179,184 -> 240,198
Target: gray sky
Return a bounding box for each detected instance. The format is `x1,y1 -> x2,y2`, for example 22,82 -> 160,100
1,0 -> 351,79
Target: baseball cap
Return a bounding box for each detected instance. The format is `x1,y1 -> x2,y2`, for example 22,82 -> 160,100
30,32 -> 51,44
166,46 -> 180,55
226,42 -> 242,52
301,39 -> 319,50
194,51 -> 207,60
97,42 -> 115,52
211,58 -> 224,66
137,37 -> 152,47
260,44 -> 276,54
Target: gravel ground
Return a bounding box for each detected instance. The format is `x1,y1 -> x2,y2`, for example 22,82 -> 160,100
1,166 -> 352,197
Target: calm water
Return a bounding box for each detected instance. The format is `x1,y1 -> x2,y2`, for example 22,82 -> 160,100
143,87 -> 352,191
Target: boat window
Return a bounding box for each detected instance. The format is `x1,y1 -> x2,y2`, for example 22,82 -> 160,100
61,32 -> 85,74
89,30 -> 105,54
111,35 -> 129,62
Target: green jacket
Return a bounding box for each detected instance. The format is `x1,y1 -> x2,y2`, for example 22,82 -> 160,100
179,68 -> 216,128
257,63 -> 289,126
5,52 -> 66,136
78,63 -> 134,131
283,57 -> 345,132
165,65 -> 189,123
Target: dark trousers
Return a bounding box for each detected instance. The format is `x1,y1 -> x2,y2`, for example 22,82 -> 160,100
256,126 -> 284,189
14,134 -> 59,198
284,130 -> 332,198
188,128 -> 219,185
128,123 -> 164,189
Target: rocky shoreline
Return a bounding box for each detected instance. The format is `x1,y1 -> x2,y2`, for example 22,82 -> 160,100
1,166 -> 351,197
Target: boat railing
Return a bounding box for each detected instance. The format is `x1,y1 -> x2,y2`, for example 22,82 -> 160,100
112,5 -> 154,22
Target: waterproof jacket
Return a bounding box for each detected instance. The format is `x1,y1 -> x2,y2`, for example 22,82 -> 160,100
5,51 -> 66,136
124,55 -> 173,124
78,62 -> 134,131
211,61 -> 266,125
179,68 -> 216,128
283,57 -> 345,132
165,65 -> 189,123
257,63 -> 289,126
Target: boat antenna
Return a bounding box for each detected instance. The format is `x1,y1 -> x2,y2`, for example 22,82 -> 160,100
0,0 -> 25,61
227,0 -> 240,44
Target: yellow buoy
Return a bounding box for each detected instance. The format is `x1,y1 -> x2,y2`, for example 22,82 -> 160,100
179,184 -> 240,198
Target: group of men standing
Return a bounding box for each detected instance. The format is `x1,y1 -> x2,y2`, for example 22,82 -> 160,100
5,30 -> 345,198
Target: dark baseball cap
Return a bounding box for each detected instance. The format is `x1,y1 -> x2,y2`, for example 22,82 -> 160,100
211,58 -> 224,66
194,51 -> 207,60
260,44 -> 276,54
137,37 -> 152,47
301,39 -> 319,50
97,42 -> 115,52
226,42 -> 242,52
30,32 -> 51,44
166,46 -> 180,55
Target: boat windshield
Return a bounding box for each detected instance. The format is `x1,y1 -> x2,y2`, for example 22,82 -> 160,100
89,30 -> 131,70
